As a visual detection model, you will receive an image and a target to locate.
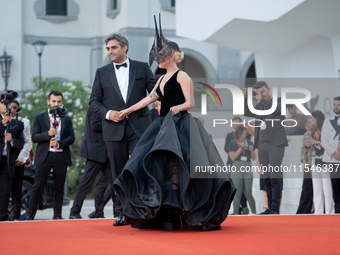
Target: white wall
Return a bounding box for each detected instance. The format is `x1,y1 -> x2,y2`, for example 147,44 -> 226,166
0,0 -> 24,92
23,44 -> 92,89
283,36 -> 336,78
331,35 -> 340,78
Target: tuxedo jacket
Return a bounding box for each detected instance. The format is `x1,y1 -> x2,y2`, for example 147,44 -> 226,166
321,116 -> 340,163
79,108 -> 107,163
244,98 -> 288,149
32,111 -> 75,166
0,117 -> 25,178
89,59 -> 156,142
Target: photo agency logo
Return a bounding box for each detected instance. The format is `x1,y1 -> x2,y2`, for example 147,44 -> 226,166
196,82 -> 223,114
196,83 -> 312,128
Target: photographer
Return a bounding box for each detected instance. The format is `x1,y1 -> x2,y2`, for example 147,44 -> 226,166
26,91 -> 75,220
8,100 -> 33,221
0,92 -> 25,221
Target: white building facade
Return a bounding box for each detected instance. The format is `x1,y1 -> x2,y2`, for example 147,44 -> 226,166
2,0 -> 339,214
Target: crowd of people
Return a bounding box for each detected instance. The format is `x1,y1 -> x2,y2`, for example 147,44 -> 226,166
1,15 -> 340,230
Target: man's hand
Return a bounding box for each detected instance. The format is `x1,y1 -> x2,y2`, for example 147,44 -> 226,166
334,152 -> 340,161
15,160 -> 24,166
50,137 -> 58,147
48,126 -> 57,137
2,114 -> 10,125
4,132 -> 12,143
109,110 -> 125,123
252,88 -> 263,101
241,88 -> 247,98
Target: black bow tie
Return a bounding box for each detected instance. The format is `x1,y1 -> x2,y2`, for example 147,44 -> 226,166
116,62 -> 127,69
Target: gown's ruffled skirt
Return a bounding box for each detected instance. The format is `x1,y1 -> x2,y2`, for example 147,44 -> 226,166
114,112 -> 236,231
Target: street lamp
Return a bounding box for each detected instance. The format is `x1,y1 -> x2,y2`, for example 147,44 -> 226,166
0,48 -> 12,92
32,40 -> 47,79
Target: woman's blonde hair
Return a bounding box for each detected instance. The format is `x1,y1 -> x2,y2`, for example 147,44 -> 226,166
174,51 -> 184,64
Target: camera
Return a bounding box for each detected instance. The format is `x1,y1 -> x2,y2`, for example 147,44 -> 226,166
0,90 -> 18,114
49,106 -> 66,118
49,107 -> 67,128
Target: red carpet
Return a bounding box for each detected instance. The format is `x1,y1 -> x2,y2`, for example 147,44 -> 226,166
1,215 -> 339,255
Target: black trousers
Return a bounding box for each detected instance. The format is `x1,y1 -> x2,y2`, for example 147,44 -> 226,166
28,152 -> 67,219
70,159 -> 113,216
0,157 -> 13,221
93,170 -> 113,217
258,143 -> 285,213
106,119 -> 139,216
296,170 -> 313,214
11,164 -> 25,219
329,163 -> 340,213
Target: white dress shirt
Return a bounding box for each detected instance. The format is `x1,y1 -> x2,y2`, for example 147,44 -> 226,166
106,58 -> 130,120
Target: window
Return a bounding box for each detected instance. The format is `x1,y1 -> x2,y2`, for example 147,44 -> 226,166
106,0 -> 121,19
112,0 -> 118,10
46,0 -> 67,16
159,0 -> 175,12
34,0 -> 79,23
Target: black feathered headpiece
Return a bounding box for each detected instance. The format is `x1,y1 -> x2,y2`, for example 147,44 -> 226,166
149,13 -> 181,66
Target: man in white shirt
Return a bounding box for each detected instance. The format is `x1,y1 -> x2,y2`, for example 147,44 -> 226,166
321,96 -> 340,213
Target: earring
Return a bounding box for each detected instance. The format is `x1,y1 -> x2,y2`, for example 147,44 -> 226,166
169,60 -> 172,63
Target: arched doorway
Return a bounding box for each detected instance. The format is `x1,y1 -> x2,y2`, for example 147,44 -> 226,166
245,61 -> 256,87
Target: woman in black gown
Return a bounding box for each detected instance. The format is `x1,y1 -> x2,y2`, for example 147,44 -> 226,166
114,15 -> 236,231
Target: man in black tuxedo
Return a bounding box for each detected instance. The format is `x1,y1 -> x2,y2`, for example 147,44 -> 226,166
27,91 -> 75,220
90,33 -> 156,226
0,97 -> 24,221
69,108 -> 113,219
88,171 -> 112,218
242,81 -> 288,214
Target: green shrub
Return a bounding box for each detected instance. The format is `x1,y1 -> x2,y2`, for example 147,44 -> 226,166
20,77 -> 92,198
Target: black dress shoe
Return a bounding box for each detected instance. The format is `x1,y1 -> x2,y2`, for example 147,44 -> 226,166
258,208 -> 271,215
69,213 -> 83,219
113,215 -> 128,226
269,210 -> 280,214
88,211 -> 104,218
24,216 -> 33,221
53,216 -> 64,220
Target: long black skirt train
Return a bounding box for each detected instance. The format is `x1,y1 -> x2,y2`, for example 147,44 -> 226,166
114,112 -> 236,231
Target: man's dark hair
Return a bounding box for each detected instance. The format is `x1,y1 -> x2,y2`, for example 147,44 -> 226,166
253,81 -> 269,89
334,96 -> 340,101
234,125 -> 247,140
286,104 -> 294,109
232,116 -> 242,122
105,33 -> 129,53
48,90 -> 63,100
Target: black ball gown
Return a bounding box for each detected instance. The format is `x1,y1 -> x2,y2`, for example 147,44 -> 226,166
114,70 -> 236,231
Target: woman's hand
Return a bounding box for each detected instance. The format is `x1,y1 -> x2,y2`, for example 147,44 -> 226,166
119,109 -> 131,118
170,105 -> 181,116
